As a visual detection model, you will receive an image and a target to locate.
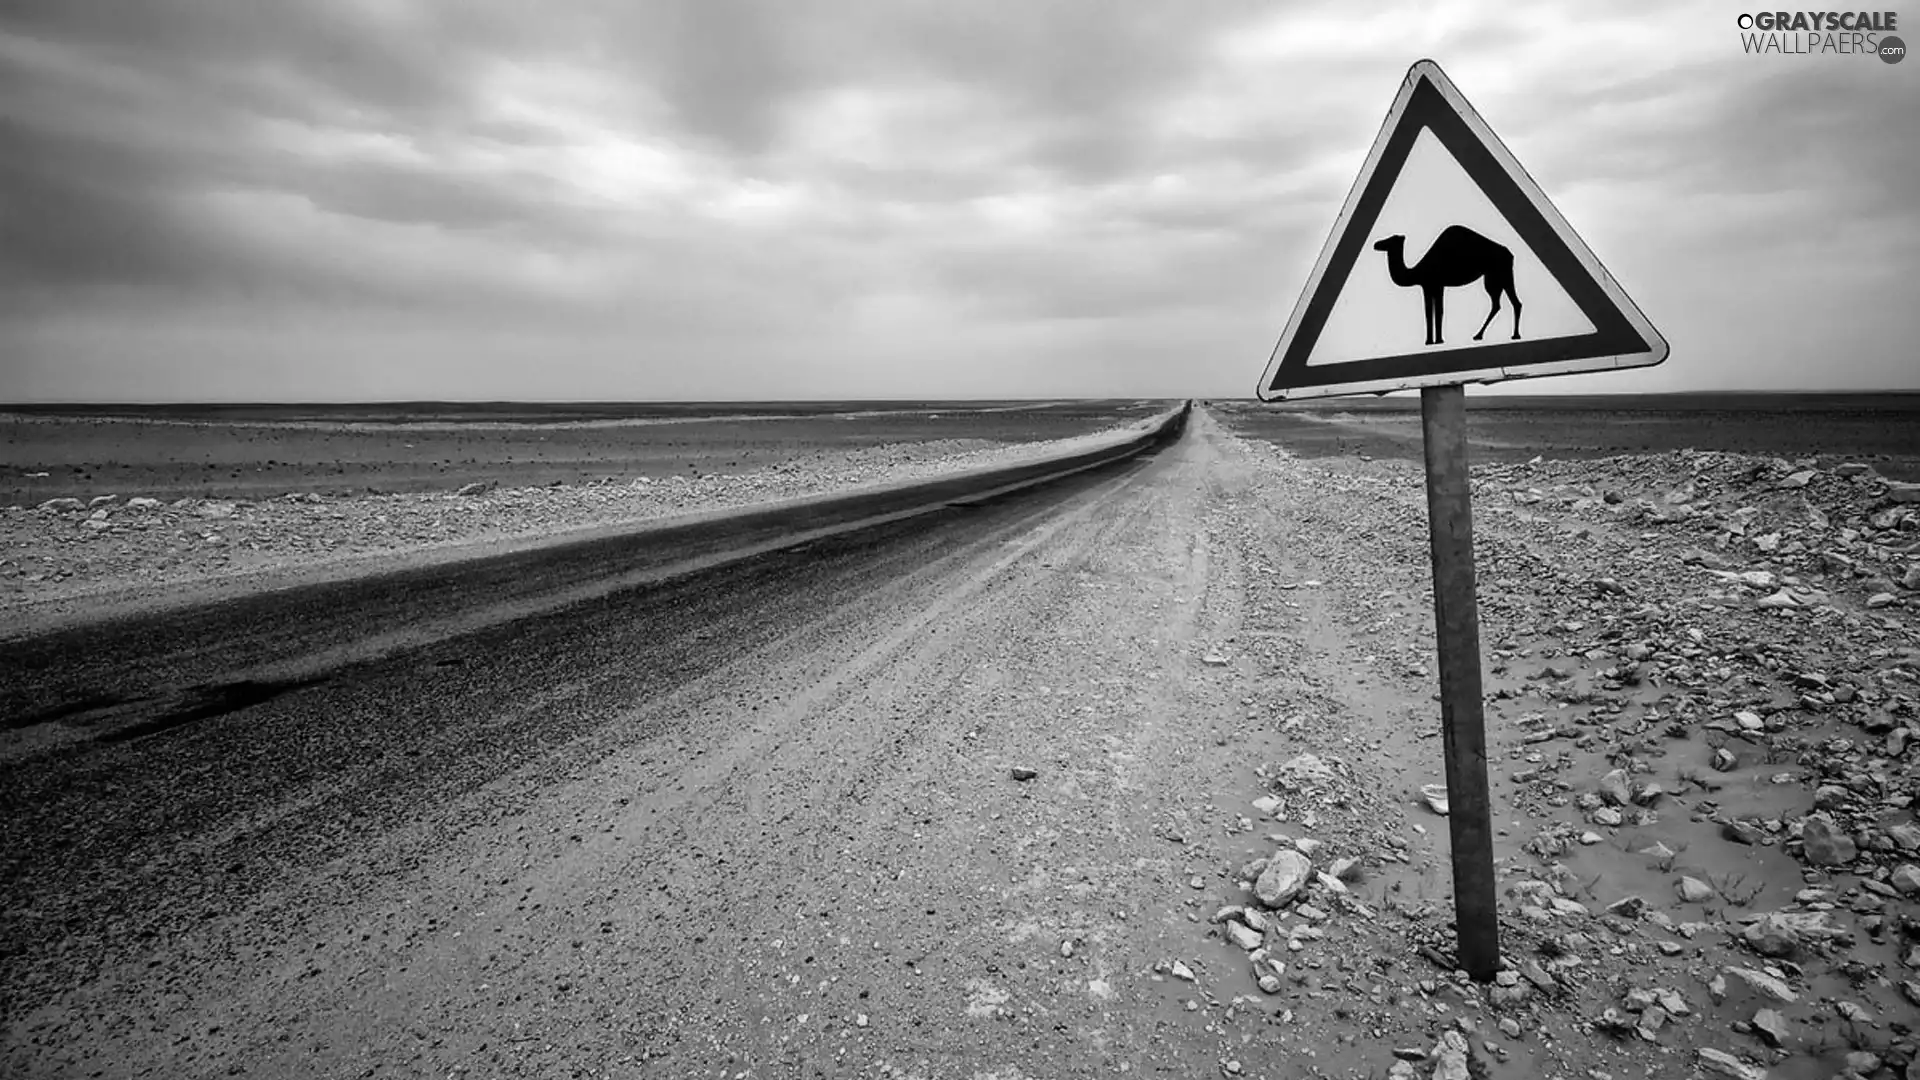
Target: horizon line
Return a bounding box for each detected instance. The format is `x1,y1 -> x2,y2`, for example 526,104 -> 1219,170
6,388 -> 1920,409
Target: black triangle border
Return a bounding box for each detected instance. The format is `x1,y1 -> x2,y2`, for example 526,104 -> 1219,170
1265,72 -> 1654,394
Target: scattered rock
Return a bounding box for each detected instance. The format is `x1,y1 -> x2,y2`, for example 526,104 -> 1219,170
1253,850 -> 1313,909
1741,915 -> 1800,958
1844,1051 -> 1883,1076
1891,863 -> 1920,896
1697,1048 -> 1767,1080
1635,1003 -> 1669,1040
1419,784 -> 1449,815
1224,920 -> 1263,951
1594,1007 -> 1634,1036
1272,754 -> 1338,792
1724,967 -> 1797,1003
1597,769 -> 1632,806
1429,1043 -> 1470,1080
1799,813 -> 1857,865
1750,1008 -> 1789,1047
1009,767 -> 1038,782
1605,896 -> 1647,919
454,480 -> 497,496
1676,876 -> 1715,903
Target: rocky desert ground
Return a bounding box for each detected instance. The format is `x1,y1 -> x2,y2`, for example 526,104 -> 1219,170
4,398 -> 1920,1080
0,401 -> 1160,505
1209,401 -> 1920,1080
0,403 -> 1158,631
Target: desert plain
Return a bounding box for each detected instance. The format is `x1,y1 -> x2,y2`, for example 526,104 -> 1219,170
3,393 -> 1920,1080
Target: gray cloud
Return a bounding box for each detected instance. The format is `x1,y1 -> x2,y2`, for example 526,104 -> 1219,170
1509,57 -> 1918,221
291,157 -> 575,234
5,0 -> 504,125
0,1 -> 1916,400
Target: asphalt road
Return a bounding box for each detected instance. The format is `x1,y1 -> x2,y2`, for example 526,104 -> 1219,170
4,413 -> 1297,1078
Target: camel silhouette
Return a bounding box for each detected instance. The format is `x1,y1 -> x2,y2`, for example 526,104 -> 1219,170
1372,227 -> 1522,346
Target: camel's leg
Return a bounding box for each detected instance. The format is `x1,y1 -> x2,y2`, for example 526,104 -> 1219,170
1485,256 -> 1522,340
1432,287 -> 1445,344
1422,288 -> 1437,345
1474,279 -> 1501,341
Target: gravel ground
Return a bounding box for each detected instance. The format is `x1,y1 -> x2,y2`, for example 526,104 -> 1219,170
1207,420 -> 1920,1079
2,428 -> 1144,632
5,406 -> 1919,1080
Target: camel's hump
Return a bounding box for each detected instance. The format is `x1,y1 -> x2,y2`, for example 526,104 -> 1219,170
1435,225 -> 1499,245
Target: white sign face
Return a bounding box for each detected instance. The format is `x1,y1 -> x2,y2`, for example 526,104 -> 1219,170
1258,60 -> 1668,401
1306,129 -> 1596,368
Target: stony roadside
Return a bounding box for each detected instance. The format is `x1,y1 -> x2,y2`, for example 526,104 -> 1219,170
1,432 -> 1124,629
1189,426 -> 1920,1080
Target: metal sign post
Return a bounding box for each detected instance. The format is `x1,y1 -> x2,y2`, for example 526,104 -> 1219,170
1419,384 -> 1497,980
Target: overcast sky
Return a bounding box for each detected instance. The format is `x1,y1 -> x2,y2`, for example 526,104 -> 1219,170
1,1 -> 1914,402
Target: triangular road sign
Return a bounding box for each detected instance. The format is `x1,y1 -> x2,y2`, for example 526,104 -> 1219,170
1257,60 -> 1668,401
